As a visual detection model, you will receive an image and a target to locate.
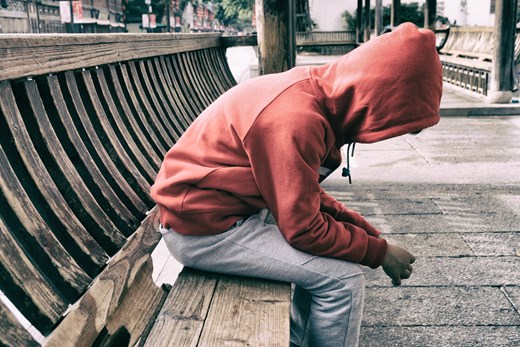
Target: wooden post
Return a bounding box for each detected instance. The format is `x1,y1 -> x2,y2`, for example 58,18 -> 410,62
357,0 -> 363,42
488,0 -> 517,103
375,0 -> 382,36
390,0 -> 400,27
424,0 -> 436,31
363,0 -> 370,42
256,0 -> 296,75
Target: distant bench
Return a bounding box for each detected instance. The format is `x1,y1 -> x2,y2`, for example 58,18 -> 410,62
436,26 -> 520,96
0,33 -> 290,346
296,31 -> 359,55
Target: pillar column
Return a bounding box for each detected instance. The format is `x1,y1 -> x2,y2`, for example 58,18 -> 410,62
488,0 -> 517,103
363,0 -> 370,42
375,0 -> 382,36
390,0 -> 400,27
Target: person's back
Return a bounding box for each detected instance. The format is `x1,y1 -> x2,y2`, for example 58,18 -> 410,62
152,23 -> 443,346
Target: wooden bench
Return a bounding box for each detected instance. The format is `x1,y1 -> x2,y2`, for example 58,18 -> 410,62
0,33 -> 290,346
296,31 -> 358,55
436,26 -> 520,96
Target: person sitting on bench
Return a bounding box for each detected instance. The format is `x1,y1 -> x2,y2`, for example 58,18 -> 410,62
151,22 -> 443,347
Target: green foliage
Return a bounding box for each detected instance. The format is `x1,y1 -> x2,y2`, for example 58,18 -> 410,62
214,0 -> 253,30
341,2 -> 425,30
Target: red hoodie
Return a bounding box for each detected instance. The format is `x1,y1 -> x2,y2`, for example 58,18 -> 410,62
151,23 -> 443,269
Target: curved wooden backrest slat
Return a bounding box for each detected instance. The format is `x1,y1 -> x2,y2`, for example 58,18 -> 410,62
130,59 -> 176,149
0,192 -> 69,333
180,52 -> 214,108
0,33 -> 245,341
0,83 -> 125,257
126,60 -> 178,146
198,49 -> 229,97
61,71 -> 154,204
0,299 -> 40,346
94,66 -> 164,172
170,54 -> 206,115
160,56 -> 198,127
71,67 -> 155,186
46,75 -> 150,215
24,80 -> 139,233
147,57 -> 188,138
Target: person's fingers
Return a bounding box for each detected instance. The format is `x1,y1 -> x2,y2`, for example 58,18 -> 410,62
392,277 -> 401,286
409,256 -> 416,264
406,265 -> 413,272
401,269 -> 412,279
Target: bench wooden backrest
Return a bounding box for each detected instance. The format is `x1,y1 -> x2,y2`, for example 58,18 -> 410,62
437,26 -> 520,64
0,33 -> 237,346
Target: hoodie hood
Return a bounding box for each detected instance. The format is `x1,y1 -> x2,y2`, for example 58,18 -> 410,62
310,22 -> 443,144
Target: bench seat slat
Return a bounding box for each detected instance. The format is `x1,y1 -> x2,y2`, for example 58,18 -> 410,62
24,80 -> 140,233
143,268 -> 219,347
198,275 -> 290,347
44,208 -> 163,347
47,75 -> 150,215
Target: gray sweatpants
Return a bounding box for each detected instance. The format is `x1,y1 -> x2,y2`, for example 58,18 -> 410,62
159,209 -> 365,347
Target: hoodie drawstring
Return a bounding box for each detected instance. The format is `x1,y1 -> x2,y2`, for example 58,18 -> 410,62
342,142 -> 356,184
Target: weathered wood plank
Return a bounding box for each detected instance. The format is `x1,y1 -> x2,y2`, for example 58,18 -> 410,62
149,57 -> 186,139
47,74 -> 150,214
0,33 -> 222,81
95,65 -> 163,171
198,275 -> 291,347
162,56 -> 198,125
0,300 -> 39,347
92,259 -> 169,347
0,211 -> 67,333
24,79 -> 138,232
143,268 -> 219,347
44,207 -> 162,347
63,70 -> 153,205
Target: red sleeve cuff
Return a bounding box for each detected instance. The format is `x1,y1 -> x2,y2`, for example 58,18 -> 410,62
360,236 -> 388,269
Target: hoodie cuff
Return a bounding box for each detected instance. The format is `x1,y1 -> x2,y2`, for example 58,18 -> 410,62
360,236 -> 388,269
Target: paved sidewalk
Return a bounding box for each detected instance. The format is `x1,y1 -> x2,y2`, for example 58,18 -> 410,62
151,50 -> 520,346
323,117 -> 520,346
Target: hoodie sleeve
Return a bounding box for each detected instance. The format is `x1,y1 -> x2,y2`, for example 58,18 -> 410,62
319,188 -> 382,238
243,110 -> 387,269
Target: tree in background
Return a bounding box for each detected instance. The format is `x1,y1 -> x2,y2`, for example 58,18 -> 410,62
124,0 -> 253,31
341,2 -> 425,31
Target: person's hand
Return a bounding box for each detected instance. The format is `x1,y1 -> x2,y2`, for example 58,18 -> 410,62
382,243 -> 415,286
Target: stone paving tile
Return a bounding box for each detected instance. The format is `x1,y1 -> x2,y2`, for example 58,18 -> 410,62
503,286 -> 520,316
462,233 -> 520,256
365,257 -> 520,287
359,326 -> 520,347
362,287 -> 519,327
382,233 -> 474,258
336,197 -> 442,216
365,212 -> 519,233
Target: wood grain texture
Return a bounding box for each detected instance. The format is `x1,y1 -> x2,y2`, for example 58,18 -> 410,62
0,210 -> 67,333
198,275 -> 291,347
47,74 -> 149,214
0,300 -> 39,347
92,259 -> 169,347
0,33 -> 222,81
45,207 -> 162,347
143,268 -> 219,347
